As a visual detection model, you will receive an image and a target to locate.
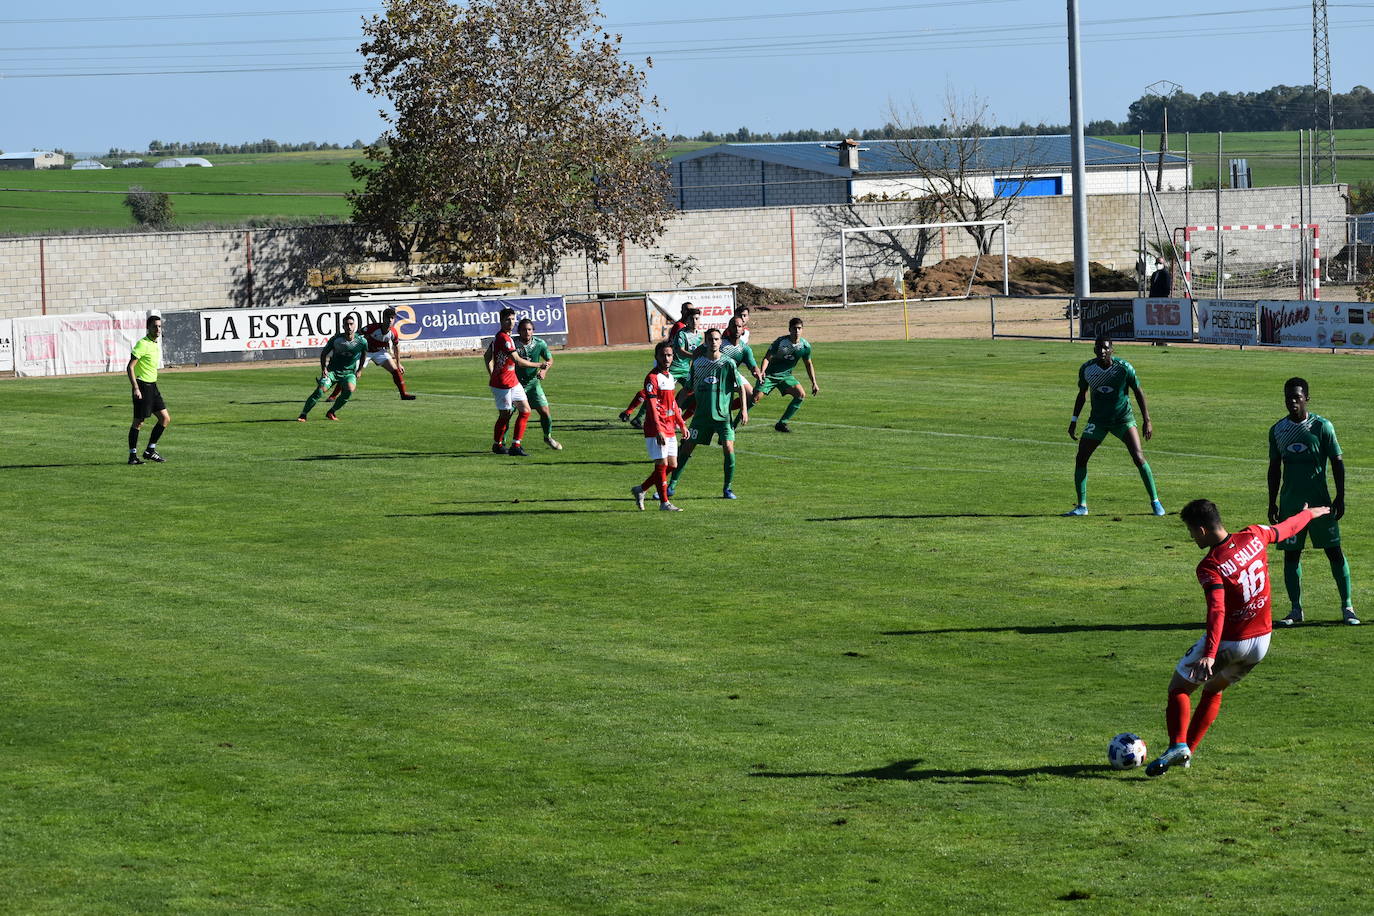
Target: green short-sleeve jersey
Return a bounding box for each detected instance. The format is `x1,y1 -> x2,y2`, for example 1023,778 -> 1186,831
720,342 -> 756,371
690,353 -> 741,423
764,335 -> 811,376
670,328 -> 703,378
1078,357 -> 1138,426
130,336 -> 160,383
515,337 -> 550,384
324,334 -> 368,372
1270,414 -> 1340,503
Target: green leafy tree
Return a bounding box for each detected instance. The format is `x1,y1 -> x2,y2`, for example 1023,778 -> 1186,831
123,185 -> 174,230
350,0 -> 672,281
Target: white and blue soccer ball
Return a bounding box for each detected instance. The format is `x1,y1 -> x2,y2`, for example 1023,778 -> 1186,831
1107,733 -> 1148,770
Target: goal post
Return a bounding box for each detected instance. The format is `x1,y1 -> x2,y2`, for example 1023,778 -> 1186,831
825,219 -> 1009,308
1180,223 -> 1319,300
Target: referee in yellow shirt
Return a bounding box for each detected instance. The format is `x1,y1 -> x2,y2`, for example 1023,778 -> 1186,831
126,314 -> 169,465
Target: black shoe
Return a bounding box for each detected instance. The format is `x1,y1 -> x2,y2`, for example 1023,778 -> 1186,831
400,394 -> 417,400
142,449 -> 165,463
492,444 -> 508,455
775,421 -> 791,433
508,443 -> 529,456
128,453 -> 144,465
629,417 -> 642,429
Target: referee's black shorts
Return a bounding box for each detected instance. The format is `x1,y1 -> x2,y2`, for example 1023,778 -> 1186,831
132,380 -> 167,421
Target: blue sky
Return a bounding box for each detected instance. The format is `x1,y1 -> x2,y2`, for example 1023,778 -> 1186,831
1,0 -> 1367,154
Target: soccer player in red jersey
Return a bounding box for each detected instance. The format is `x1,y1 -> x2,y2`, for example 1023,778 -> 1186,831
626,341 -> 688,511
327,307 -> 416,401
1145,498 -> 1328,776
485,307 -> 549,456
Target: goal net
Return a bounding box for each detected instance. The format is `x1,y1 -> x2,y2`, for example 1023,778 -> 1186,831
804,219 -> 1009,308
1179,223 -> 1319,300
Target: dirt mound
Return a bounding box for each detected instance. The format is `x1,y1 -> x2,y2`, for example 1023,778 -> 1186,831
905,255 -> 1136,298
731,281 -> 806,310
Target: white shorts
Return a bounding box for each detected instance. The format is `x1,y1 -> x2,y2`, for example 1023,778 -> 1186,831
490,385 -> 528,411
1175,632 -> 1270,685
366,350 -> 393,367
645,436 -> 679,461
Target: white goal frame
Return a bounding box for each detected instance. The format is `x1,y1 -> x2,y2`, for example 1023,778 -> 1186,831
828,219 -> 1009,308
1180,223 -> 1320,300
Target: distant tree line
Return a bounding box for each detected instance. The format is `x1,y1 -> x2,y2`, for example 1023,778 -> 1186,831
103,139 -> 369,157
673,84 -> 1374,142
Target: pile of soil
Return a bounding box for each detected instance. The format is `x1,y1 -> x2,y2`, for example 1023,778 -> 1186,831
904,255 -> 1136,298
731,281 -> 807,310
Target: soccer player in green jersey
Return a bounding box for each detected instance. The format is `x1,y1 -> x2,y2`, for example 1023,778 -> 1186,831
752,316 -> 819,432
668,328 -> 752,500
1064,336 -> 1164,517
126,314 -> 169,465
1269,377 -> 1358,626
298,315 -> 368,421
514,318 -> 562,450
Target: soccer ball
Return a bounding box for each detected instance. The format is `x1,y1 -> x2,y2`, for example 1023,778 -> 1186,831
1107,733 -> 1148,770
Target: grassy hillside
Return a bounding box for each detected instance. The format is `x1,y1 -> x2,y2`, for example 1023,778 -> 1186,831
1097,128 -> 1374,189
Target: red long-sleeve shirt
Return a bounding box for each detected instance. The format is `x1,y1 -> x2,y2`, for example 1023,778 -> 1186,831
628,370 -> 686,440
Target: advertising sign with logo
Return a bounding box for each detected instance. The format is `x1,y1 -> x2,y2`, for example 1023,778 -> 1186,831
1258,300 -> 1318,347
200,297 -> 566,354
1318,301 -> 1374,350
1133,298 -> 1192,340
12,311 -> 147,378
0,319 -> 11,372
1196,299 -> 1257,346
646,289 -> 736,340
1077,298 -> 1135,340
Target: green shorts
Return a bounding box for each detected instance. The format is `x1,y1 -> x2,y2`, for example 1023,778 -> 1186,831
322,369 -> 356,388
756,373 -> 799,396
1277,496 -> 1341,550
688,416 -> 734,446
521,378 -> 548,408
1081,417 -> 1136,442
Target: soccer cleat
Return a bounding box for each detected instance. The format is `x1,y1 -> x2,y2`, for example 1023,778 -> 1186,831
1151,499 -> 1166,516
545,437 -> 563,450
297,415 -> 308,423
1145,742 -> 1192,778
1062,505 -> 1089,517
1344,607 -> 1361,626
508,444 -> 528,456
631,485 -> 646,511
142,448 -> 165,463
400,394 -> 417,401
629,417 -> 643,430
127,453 -> 144,465
722,488 -> 737,500
1278,608 -> 1304,627
774,421 -> 791,433
492,444 -> 508,455
325,411 -> 339,421
618,411 -> 631,423
660,501 -> 683,511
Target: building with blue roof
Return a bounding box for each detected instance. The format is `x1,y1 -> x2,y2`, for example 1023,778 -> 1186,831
669,137 -> 1190,210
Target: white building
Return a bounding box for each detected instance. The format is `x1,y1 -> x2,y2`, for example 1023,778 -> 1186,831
0,151 -> 66,170
72,159 -> 111,170
153,157 -> 213,168
669,137 -> 1192,210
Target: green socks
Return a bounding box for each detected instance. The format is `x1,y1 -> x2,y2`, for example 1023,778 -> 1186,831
301,388 -> 325,416
1137,462 -> 1159,501
1329,553 -> 1353,606
1284,554 -> 1303,610
539,412 -> 553,438
331,386 -> 353,412
1073,466 -> 1087,506
780,396 -> 804,422
723,450 -> 735,490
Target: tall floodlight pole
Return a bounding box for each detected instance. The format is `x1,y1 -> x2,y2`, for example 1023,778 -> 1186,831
1145,80 -> 1182,192
1067,0 -> 1090,298
1313,0 -> 1337,183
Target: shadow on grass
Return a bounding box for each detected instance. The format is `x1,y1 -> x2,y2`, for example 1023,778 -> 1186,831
184,418 -> 301,425
295,451 -> 474,461
750,758 -> 1113,782
388,508 -> 623,518
809,513 -> 1045,521
881,622 -> 1200,636
0,463 -> 111,470
228,400 -> 302,406
439,497 -> 630,505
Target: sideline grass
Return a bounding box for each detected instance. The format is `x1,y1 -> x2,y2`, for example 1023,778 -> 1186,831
1,339 -> 1370,912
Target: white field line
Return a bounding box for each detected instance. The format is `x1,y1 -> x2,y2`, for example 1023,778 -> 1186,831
418,392 -> 1370,473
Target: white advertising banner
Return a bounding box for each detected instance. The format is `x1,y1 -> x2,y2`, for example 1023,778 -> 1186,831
645,288 -> 736,340
1132,298 -> 1192,341
0,319 -> 12,372
1258,300 -> 1318,347
13,311 -> 148,378
1327,301 -> 1374,349
1196,299 -> 1258,346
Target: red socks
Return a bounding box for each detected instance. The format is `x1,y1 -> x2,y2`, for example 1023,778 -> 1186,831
1166,689 -> 1191,746
390,367 -> 408,395
640,466 -> 668,502
1187,691 -> 1223,751
493,417 -> 509,445
513,412 -> 529,444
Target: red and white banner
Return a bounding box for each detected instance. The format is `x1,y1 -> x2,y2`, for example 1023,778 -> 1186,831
0,319 -> 12,372
12,311 -> 148,377
645,288 -> 736,340
1196,299 -> 1257,346
1133,298 -> 1192,340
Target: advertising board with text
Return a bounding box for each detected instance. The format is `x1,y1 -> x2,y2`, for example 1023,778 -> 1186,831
200,296 -> 566,354
1077,298 -> 1135,340
645,289 -> 736,340
1133,298 -> 1192,341
12,311 -> 147,378
1196,299 -> 1257,346
0,319 -> 11,372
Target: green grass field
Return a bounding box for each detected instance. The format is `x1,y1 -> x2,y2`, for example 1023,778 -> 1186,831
2,338 -> 1370,912
1100,129 -> 1374,190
